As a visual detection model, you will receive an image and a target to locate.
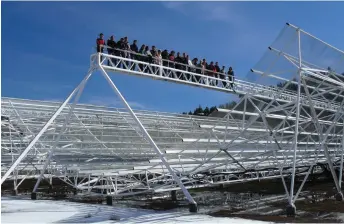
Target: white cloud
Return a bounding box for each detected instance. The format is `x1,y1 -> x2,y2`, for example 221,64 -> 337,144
161,2 -> 247,26
161,2 -> 188,13
197,2 -> 248,26
161,1 -> 277,58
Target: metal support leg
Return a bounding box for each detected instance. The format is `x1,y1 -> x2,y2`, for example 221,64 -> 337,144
106,195 -> 113,206
98,64 -> 197,212
171,190 -> 177,201
31,68 -> 94,193
336,130 -> 344,201
293,165 -> 314,203
31,192 -> 37,200
287,28 -> 302,216
340,129 -> 344,189
1,68 -> 95,185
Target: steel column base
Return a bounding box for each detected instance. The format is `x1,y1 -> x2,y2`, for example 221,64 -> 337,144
171,190 -> 177,201
189,203 -> 198,213
11,189 -> 18,196
73,189 -> 78,195
335,192 -> 343,201
106,195 -> 113,205
286,204 -> 296,217
31,192 -> 37,200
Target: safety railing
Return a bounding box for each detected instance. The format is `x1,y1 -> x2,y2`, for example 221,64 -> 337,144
92,46 -> 343,112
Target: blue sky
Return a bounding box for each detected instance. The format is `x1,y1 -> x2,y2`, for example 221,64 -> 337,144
2,1 -> 344,113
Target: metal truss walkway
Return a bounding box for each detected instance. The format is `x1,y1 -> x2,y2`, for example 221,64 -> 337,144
1,23 -> 344,215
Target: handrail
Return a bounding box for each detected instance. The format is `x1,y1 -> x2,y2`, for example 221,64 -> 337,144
96,45 -> 234,79
94,46 -> 343,112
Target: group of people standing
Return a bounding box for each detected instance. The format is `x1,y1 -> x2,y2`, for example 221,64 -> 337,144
96,33 -> 235,90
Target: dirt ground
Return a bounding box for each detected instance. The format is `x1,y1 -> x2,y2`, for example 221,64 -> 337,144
3,174 -> 343,223
208,181 -> 344,223
209,211 -> 342,223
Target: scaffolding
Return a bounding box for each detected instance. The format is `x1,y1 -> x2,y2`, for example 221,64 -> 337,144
1,23 -> 343,214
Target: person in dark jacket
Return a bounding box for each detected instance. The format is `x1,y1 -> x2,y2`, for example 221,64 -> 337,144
115,38 -> 124,67
183,53 -> 189,80
174,52 -> 183,79
162,50 -> 168,60
119,37 -> 128,57
207,62 -> 216,86
116,38 -> 123,55
130,40 -> 139,59
214,62 -> 220,85
208,62 -> 215,76
130,40 -> 138,70
178,53 -> 187,78
162,49 -> 169,67
175,52 -> 182,69
107,35 -> 116,52
107,35 -> 116,66
228,66 -> 235,90
215,62 -> 220,73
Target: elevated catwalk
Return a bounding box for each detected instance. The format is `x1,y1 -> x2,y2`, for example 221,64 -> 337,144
1,23 -> 343,215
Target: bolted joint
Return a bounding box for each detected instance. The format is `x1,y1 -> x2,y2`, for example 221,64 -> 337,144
286,203 -> 296,217
171,190 -> 177,201
335,192 -> 344,201
12,189 -> 18,196
31,192 -> 37,200
189,203 -> 198,213
106,195 -> 113,206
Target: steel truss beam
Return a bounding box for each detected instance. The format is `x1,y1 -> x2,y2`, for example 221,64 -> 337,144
1,23 -> 343,215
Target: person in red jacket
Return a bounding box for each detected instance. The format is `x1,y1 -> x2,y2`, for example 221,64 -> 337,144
96,33 -> 105,53
96,33 -> 105,62
168,51 -> 175,68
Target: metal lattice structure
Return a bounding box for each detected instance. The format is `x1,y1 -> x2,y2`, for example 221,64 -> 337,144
1,23 -> 344,214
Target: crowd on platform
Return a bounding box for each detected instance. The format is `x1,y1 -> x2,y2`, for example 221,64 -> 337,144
96,33 -> 235,89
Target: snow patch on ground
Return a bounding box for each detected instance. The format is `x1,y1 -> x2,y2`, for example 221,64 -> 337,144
336,213 -> 344,222
1,197 -> 270,223
1,197 -> 78,223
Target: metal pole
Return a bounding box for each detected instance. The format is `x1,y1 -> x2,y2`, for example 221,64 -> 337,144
98,65 -> 197,206
293,165 -> 313,203
0,68 -> 94,185
339,125 -> 344,189
32,68 -> 93,192
289,28 -> 302,205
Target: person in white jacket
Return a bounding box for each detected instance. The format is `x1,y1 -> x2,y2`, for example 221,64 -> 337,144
155,50 -> 162,65
155,50 -> 163,76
